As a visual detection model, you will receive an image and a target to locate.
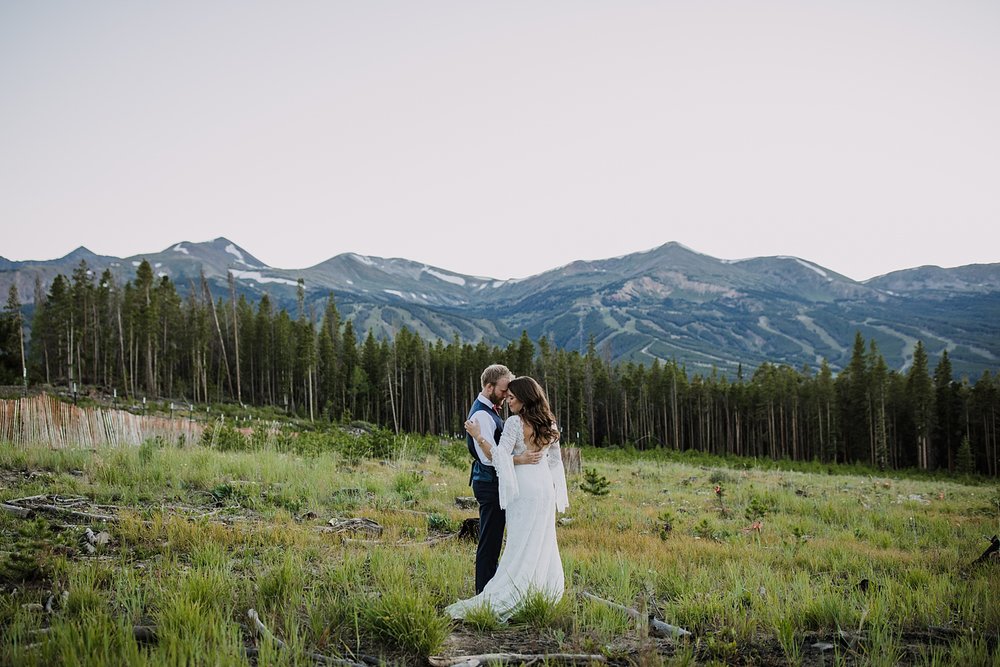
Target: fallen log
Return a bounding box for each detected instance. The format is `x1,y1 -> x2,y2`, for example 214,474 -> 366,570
1,503 -> 34,519
341,533 -> 456,548
36,503 -> 116,523
2,500 -> 117,524
247,609 -> 367,667
581,591 -> 690,638
327,518 -> 383,536
7,494 -> 50,505
429,653 -> 606,667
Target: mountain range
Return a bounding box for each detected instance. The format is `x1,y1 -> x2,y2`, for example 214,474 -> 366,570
2,238 -> 998,378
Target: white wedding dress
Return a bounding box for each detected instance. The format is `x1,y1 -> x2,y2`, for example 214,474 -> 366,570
446,415 -> 570,621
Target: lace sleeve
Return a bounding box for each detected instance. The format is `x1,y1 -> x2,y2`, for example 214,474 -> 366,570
493,416 -> 521,509
547,423 -> 569,513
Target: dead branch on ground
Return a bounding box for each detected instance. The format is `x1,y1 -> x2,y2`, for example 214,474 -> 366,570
429,653 -> 606,667
581,591 -> 691,638
247,609 -> 367,667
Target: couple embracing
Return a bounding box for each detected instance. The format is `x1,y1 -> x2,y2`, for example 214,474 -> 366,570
446,364 -> 570,621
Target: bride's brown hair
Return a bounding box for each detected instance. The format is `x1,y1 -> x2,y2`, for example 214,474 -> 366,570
508,376 -> 558,448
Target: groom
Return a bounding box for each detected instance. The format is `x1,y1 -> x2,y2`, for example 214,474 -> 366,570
468,364 -> 537,593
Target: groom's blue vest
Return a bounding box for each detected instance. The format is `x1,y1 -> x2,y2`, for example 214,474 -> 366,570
467,399 -> 503,484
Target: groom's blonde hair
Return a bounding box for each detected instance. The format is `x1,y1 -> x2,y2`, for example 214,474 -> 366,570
481,364 -> 513,388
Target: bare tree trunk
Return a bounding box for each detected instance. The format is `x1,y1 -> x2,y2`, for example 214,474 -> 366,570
671,375 -> 679,450
228,272 -> 242,404
17,304 -> 26,391
67,318 -> 74,390
308,366 -> 315,422
202,271 -> 233,399
386,365 -> 399,434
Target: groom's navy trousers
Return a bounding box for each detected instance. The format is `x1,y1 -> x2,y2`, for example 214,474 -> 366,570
467,398 -> 506,593
472,477 -> 505,593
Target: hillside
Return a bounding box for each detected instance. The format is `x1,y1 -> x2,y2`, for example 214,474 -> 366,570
2,238 -> 998,377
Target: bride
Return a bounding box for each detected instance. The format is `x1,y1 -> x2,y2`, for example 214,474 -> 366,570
447,376 -> 570,621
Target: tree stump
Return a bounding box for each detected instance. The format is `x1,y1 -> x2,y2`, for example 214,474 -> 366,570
458,518 -> 479,542
561,447 -> 582,474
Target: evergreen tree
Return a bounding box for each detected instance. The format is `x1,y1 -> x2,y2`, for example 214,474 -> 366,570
970,371 -> 997,476
955,435 -> 975,476
0,285 -> 24,384
816,359 -> 837,462
514,330 -> 534,376
580,468 -> 610,496
18,268 -> 1000,477
842,332 -> 870,462
933,351 -> 962,471
868,341 -> 889,468
908,341 -> 935,470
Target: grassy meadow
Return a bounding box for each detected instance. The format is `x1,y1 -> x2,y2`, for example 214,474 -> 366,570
0,423 -> 998,666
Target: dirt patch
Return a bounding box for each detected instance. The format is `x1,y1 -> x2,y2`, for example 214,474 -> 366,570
433,626 -> 979,666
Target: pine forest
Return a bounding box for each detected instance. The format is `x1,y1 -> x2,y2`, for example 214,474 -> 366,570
1,259 -> 997,477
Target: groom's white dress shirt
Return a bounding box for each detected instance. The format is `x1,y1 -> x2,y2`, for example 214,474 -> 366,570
470,391 -> 500,468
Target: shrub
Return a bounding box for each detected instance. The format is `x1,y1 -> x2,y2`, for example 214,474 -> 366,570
0,518 -> 68,584
693,517 -> 723,540
709,469 -> 734,485
657,509 -> 676,540
199,420 -> 248,451
509,589 -> 570,628
361,587 -> 449,656
209,481 -> 258,508
438,441 -> 469,470
427,513 -> 457,534
393,471 -> 425,502
367,427 -> 397,460
462,603 -> 501,631
744,494 -> 776,522
580,468 -> 610,496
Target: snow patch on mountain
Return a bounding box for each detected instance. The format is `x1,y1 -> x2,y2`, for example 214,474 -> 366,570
795,314 -> 846,354
225,243 -> 260,268
225,244 -> 245,263
779,256 -> 831,280
490,277 -> 526,288
172,243 -> 189,255
350,254 -> 376,267
422,267 -> 465,286
229,270 -> 298,286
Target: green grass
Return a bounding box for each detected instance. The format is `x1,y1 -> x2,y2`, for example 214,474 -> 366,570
1,434 -> 998,666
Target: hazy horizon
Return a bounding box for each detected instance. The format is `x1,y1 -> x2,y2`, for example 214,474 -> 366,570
3,2 -> 998,281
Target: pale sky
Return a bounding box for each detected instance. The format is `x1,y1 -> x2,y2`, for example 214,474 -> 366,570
2,1 -> 998,281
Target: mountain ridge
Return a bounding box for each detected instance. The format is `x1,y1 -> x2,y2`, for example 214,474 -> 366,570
2,238 -> 997,379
